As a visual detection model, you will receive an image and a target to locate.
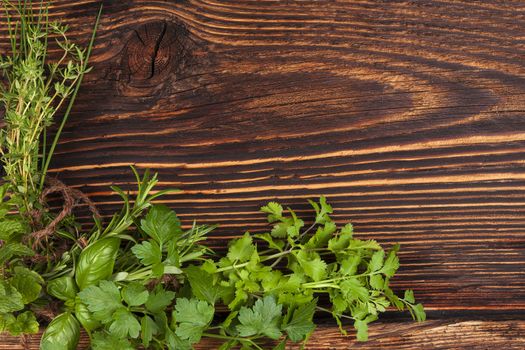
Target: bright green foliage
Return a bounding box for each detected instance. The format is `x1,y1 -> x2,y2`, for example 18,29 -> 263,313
173,298 -> 214,343
237,296 -> 283,339
76,238 -> 121,290
282,299 -> 317,342
40,313 -> 80,350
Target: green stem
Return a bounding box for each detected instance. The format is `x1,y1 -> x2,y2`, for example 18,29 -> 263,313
215,249 -> 292,273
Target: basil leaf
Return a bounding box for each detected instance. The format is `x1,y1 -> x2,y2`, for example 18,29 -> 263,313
47,276 -> 78,302
40,313 -> 80,350
75,238 -> 120,290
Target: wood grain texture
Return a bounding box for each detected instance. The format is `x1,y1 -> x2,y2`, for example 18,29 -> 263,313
1,0 -> 525,348
1,319 -> 524,349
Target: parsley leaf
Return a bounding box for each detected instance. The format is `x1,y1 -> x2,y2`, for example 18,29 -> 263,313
173,298 -> 214,343
141,205 -> 182,244
78,281 -> 123,323
145,285 -> 176,314
91,331 -> 134,350
131,240 -> 162,266
184,265 -> 225,304
283,299 -> 317,342
236,296 -> 283,340
108,309 -> 141,339
122,282 -> 149,307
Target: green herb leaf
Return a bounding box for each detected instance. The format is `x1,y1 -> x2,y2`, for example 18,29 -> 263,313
140,315 -> 159,348
227,233 -> 255,263
75,238 -> 120,290
122,282 -> 149,306
108,308 -> 141,339
78,281 -> 123,323
283,299 -> 317,342
141,205 -> 182,244
145,286 -> 176,314
131,240 -> 162,266
184,265 -> 225,304
236,296 -> 282,340
0,280 -> 24,313
40,313 -> 80,350
173,298 -> 214,344
9,266 -> 43,304
91,331 -> 134,350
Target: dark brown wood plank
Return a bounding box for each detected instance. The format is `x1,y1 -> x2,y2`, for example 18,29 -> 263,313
1,0 -> 525,313
1,319 -> 524,349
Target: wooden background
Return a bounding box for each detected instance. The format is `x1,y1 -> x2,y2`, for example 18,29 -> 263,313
2,0 -> 525,348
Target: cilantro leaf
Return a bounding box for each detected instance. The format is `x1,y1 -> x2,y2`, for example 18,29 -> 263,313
122,282 -> 149,306
141,205 -> 182,244
227,233 -> 255,263
173,298 -> 214,343
294,251 -> 327,282
78,281 -> 123,323
260,202 -> 283,222
354,319 -> 368,341
283,299 -> 317,342
382,245 -> 400,277
108,309 -> 141,339
236,296 -> 282,340
308,196 -> 333,224
369,250 -> 385,272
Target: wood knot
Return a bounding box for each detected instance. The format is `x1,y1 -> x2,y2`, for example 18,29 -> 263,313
120,20 -> 193,96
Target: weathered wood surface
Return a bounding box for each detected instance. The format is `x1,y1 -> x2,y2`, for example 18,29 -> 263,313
1,319 -> 524,349
1,0 -> 525,348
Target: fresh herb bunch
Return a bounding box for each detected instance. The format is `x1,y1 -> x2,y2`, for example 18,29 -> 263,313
0,0 -> 97,213
0,2 -> 425,349
40,197 -> 424,350
0,0 -> 101,338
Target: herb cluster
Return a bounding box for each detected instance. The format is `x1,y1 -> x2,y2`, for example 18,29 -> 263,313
0,2 -> 425,349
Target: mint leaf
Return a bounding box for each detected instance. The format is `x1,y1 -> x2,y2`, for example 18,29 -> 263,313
78,281 -> 123,323
173,298 -> 214,343
236,296 -> 282,340
131,240 -> 162,266
108,309 -> 141,339
283,299 -> 317,342
141,205 -> 181,244
10,266 -> 43,304
122,282 -> 149,306
6,311 -> 39,335
0,280 -> 24,313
